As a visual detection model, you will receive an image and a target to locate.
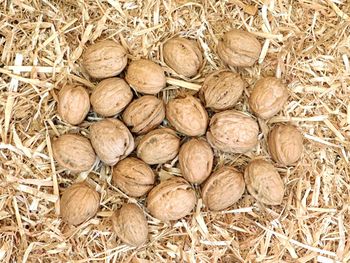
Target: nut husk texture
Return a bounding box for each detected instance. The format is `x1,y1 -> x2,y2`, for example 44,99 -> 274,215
90,78 -> 133,117
249,77 -> 289,119
268,124 -> 303,166
166,95 -> 208,136
200,70 -> 245,111
112,157 -> 155,197
90,119 -> 134,166
52,133 -> 96,173
137,128 -> 180,165
82,40 -> 127,79
147,177 -> 196,221
163,37 -> 203,77
202,166 -> 245,211
58,85 -> 90,125
60,182 -> 100,225
206,110 -> 259,153
123,95 -> 165,134
179,138 -> 213,184
112,203 -> 148,247
125,59 -> 166,94
217,29 -> 261,67
244,159 -> 285,205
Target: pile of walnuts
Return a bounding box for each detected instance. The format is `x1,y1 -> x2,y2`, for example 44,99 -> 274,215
54,30 -> 303,247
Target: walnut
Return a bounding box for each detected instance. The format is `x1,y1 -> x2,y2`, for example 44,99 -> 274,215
147,177 -> 196,221
82,40 -> 127,79
137,128 -> 180,165
60,182 -> 99,225
217,29 -> 261,67
166,95 -> 208,136
90,78 -> 133,117
202,166 -> 245,211
57,84 -> 90,125
244,159 -> 284,205
90,119 -> 134,166
206,110 -> 259,153
125,59 -> 166,94
112,157 -> 155,197
268,124 -> 303,166
122,95 -> 165,134
179,138 -> 213,184
199,70 -> 245,111
163,37 -> 203,77
249,77 -> 289,119
111,204 -> 148,247
52,133 -> 96,173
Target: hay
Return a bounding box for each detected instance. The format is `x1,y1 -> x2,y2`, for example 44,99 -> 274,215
0,0 -> 350,262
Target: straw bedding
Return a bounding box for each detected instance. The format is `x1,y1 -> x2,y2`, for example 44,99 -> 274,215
0,0 -> 349,262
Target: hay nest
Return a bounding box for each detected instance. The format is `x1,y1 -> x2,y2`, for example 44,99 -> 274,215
1,0 -> 350,262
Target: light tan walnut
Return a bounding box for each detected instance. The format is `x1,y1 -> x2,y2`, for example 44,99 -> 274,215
58,84 -> 90,125
122,95 -> 165,134
82,40 -> 127,79
147,177 -> 196,221
206,110 -> 259,153
90,78 -> 133,117
249,77 -> 289,119
90,119 -> 134,166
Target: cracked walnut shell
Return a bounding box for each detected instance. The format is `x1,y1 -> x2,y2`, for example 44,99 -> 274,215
112,157 -> 155,197
200,70 -> 245,111
112,204 -> 148,247
90,119 -> 134,166
244,159 -> 285,205
91,78 -> 133,117
179,138 -> 213,184
166,95 -> 208,136
52,133 -> 96,173
125,59 -> 166,94
202,166 -> 245,211
217,29 -> 261,67
123,95 -> 165,134
60,182 -> 100,225
249,77 -> 289,119
163,37 -> 203,77
268,124 -> 303,166
147,177 -> 196,221
206,110 -> 259,153
137,128 -> 180,165
82,40 -> 127,79
58,84 -> 90,125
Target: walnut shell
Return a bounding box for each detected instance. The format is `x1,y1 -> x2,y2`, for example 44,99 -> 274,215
90,78 -> 133,117
202,166 -> 245,211
147,177 -> 196,221
82,40 -> 127,79
206,110 -> 259,153
52,134 -> 96,173
249,77 -> 289,119
112,157 -> 155,197
244,159 -> 285,205
57,84 -> 90,125
179,138 -> 213,184
123,95 -> 165,134
125,59 -> 166,94
268,124 -> 303,166
137,128 -> 180,165
166,95 -> 208,136
90,119 -> 134,166
111,204 -> 148,247
60,182 -> 100,225
163,37 -> 203,77
200,70 -> 245,111
217,29 -> 261,67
